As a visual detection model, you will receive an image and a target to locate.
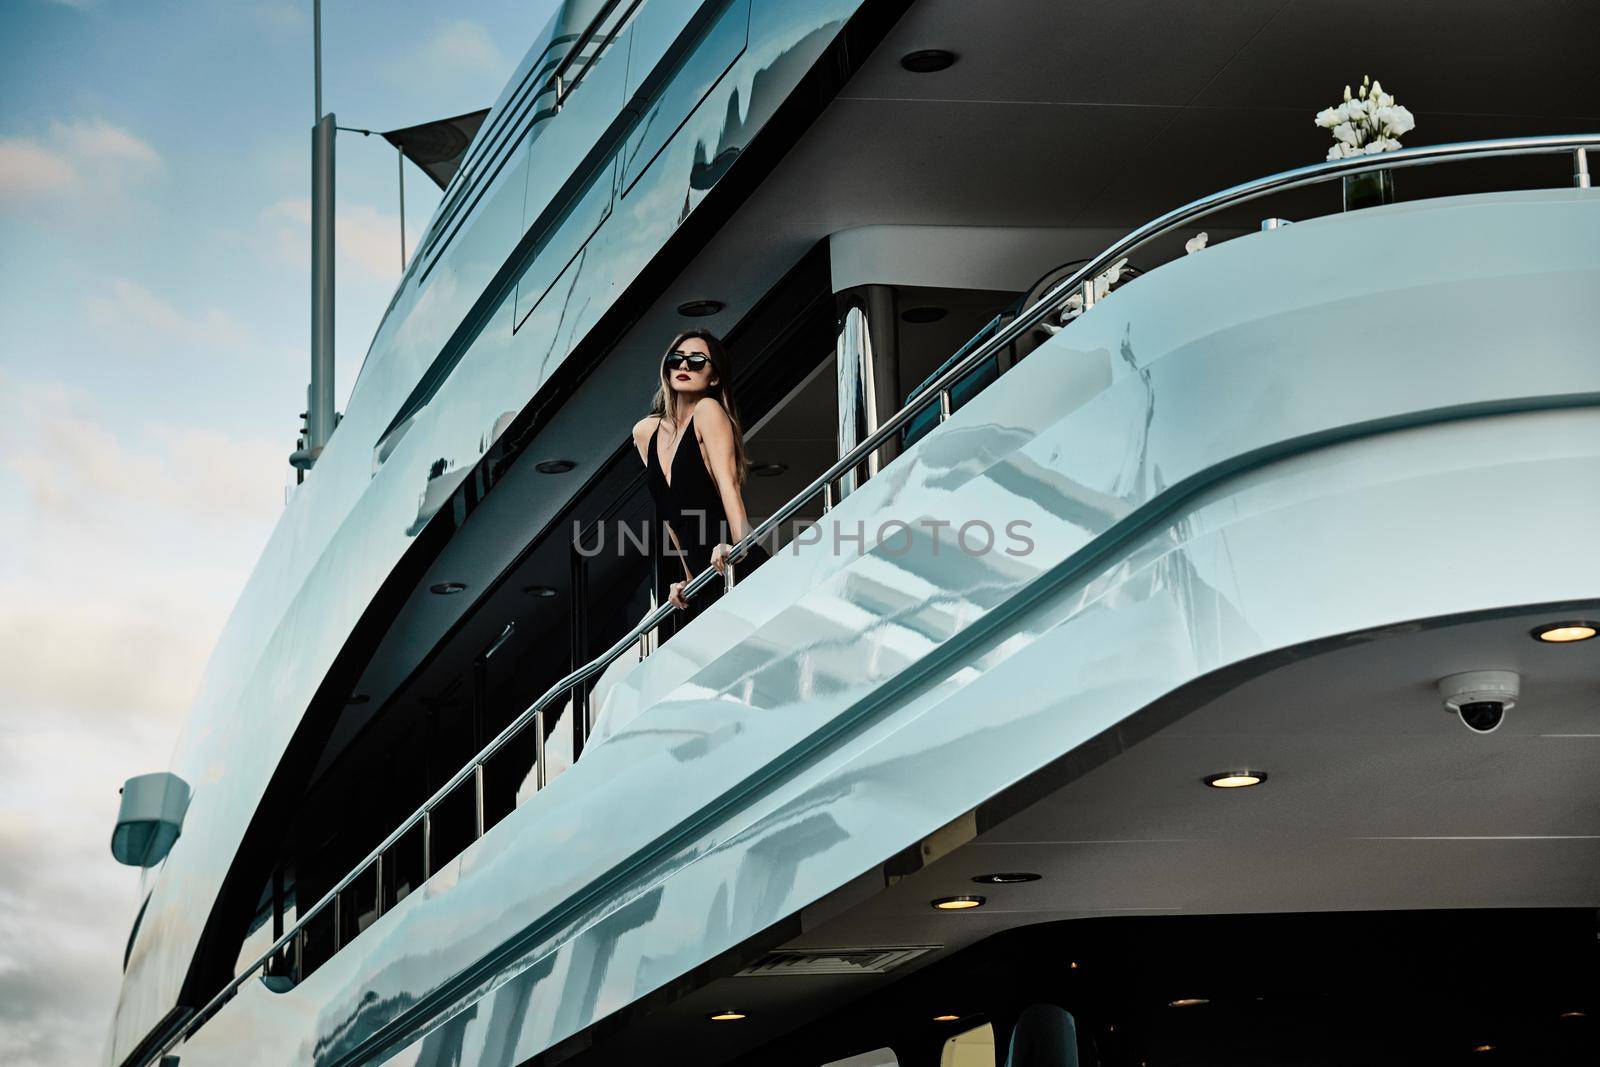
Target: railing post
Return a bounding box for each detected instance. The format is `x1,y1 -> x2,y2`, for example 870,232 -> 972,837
1577,147 -> 1591,189
422,810 -> 432,879
332,894 -> 342,951
937,388 -> 952,424
1080,278 -> 1096,312
822,481 -> 833,512
293,929 -> 303,983
724,559 -> 736,593
374,854 -> 384,919
534,709 -> 547,790
641,584 -> 659,660
473,763 -> 486,838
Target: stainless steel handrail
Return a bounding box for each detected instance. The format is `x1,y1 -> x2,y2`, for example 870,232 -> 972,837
164,133 -> 1597,1057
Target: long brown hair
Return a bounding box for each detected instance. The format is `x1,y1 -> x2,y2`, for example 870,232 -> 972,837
649,328 -> 749,484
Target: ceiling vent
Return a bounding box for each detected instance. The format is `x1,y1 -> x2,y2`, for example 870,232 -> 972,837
737,946 -> 937,978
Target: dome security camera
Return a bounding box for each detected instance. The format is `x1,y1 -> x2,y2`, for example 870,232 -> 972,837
1437,670 -> 1520,734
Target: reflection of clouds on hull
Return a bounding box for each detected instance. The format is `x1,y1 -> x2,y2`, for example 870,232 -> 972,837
310,988 -> 419,1066
410,1000 -> 478,1067
407,459 -> 469,537
692,145 -> 741,192
679,83 -> 747,225
674,20 -> 836,223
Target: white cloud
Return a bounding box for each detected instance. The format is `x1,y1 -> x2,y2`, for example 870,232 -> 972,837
0,137 -> 78,198
415,19 -> 506,82
84,278 -> 249,353
52,119 -> 161,169
0,119 -> 160,210
264,196 -> 415,282
380,19 -> 510,107
0,374 -> 281,1067
2,376 -> 282,529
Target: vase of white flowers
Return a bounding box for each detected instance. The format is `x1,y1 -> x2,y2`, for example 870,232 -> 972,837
1315,75 -> 1415,210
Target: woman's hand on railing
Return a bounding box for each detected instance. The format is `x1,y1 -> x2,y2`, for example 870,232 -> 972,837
668,580 -> 690,610
710,542 -> 740,573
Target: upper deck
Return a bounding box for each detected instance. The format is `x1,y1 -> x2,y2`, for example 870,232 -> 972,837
107,1 -> 1600,1064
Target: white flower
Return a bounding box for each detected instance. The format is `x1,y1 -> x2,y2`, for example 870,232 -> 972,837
1184,232 -> 1209,254
1093,258 -> 1128,298
1320,80 -> 1413,163
1377,104 -> 1415,136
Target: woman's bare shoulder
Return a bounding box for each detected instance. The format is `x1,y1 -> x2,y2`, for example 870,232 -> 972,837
691,397 -> 732,430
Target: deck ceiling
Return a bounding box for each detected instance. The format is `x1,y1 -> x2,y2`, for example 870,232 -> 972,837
651,0 -> 1600,334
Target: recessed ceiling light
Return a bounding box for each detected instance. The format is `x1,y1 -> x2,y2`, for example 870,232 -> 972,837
1532,620 -> 1597,643
1205,771 -> 1266,789
900,305 -> 947,324
750,462 -> 788,478
900,49 -> 956,73
971,872 -> 1040,885
1168,998 -> 1209,1008
707,1010 -> 747,1022
523,584 -> 558,598
931,895 -> 985,911
932,1014 -> 961,1023
1472,1044 -> 1494,1053
677,299 -> 724,317
1559,1010 -> 1586,1019
535,458 -> 576,474
430,581 -> 467,595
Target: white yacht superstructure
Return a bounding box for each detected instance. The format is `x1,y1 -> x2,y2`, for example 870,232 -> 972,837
104,3 -> 1600,1065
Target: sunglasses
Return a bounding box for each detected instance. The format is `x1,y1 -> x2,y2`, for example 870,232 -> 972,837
663,350 -> 710,372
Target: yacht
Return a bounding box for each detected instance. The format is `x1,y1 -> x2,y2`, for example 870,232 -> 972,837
103,1 -> 1600,1064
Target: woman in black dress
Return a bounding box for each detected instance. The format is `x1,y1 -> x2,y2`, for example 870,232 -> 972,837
631,329 -> 766,628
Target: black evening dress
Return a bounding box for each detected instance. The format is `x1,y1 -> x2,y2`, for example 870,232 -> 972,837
644,408 -> 768,633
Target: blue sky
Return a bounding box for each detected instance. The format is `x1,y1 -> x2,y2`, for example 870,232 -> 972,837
0,2 -> 554,1063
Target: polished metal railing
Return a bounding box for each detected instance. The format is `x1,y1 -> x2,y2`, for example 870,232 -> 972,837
162,133 -> 1597,1057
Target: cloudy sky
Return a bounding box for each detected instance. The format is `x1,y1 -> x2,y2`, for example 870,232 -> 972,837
0,2 -> 553,1063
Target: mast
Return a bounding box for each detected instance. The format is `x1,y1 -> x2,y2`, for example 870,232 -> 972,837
295,0 -> 336,473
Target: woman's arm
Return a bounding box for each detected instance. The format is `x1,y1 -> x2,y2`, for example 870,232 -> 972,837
693,399 -> 753,563
630,417 -> 655,465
